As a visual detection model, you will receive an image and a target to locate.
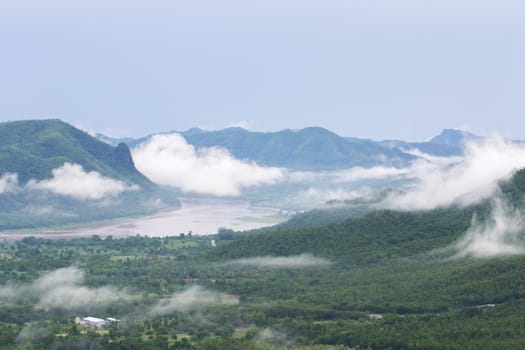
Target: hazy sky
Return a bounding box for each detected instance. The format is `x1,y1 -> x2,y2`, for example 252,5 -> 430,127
1,0 -> 523,140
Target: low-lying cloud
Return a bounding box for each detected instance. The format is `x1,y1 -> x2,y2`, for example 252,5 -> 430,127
282,158 -> 455,208
453,197 -> 525,259
381,138 -> 525,210
0,173 -> 19,193
256,328 -> 289,346
147,285 -> 219,317
401,148 -> 463,166
284,137 -> 525,211
132,133 -> 284,196
15,322 -> 53,345
335,166 -> 414,183
295,187 -> 369,204
26,163 -> 138,200
287,166 -> 414,185
0,267 -> 131,310
224,254 -> 331,268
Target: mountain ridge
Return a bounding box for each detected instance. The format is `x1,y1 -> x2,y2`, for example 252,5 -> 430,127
213,167 -> 525,263
0,119 -> 178,230
0,119 -> 152,187
99,126 -> 486,171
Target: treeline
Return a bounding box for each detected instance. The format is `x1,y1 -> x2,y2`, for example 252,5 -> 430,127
213,207 -> 475,264
213,166 -> 525,264
2,233 -> 525,348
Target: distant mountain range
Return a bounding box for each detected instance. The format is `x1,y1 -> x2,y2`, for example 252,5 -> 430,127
100,127 -> 485,170
0,119 -> 510,230
186,127 -> 418,169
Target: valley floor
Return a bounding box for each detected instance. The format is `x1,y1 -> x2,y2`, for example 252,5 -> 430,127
0,233 -> 524,349
0,198 -> 285,241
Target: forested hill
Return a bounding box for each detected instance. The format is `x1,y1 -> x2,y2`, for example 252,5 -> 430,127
181,127 -> 415,169
0,120 -> 178,230
0,119 -> 152,187
100,127 -> 493,170
500,167 -> 525,205
214,207 -> 475,264
121,127 -> 415,170
214,168 -> 525,264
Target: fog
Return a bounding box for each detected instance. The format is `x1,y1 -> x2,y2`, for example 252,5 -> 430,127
453,197 -> 525,259
0,173 -> 18,193
283,137 -> 525,211
335,165 -> 414,183
381,138 -> 525,210
0,163 -> 137,200
26,163 -> 138,200
256,327 -> 289,347
15,322 -> 53,345
224,254 -> 331,268
0,267 -> 131,310
147,286 -> 219,317
132,133 -> 284,196
294,187 -> 371,204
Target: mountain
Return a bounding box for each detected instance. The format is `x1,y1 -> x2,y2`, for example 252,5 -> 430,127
428,128 -> 478,146
182,127 -> 418,169
213,167 -> 525,264
103,127 -> 419,170
0,119 -> 178,230
0,119 -> 152,187
380,128 -> 482,157
101,127 -> 485,170
213,206 -> 475,264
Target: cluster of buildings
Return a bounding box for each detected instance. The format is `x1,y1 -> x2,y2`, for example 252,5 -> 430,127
75,316 -> 120,328
73,294 -> 241,329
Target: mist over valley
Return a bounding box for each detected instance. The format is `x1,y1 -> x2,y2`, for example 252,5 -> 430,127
2,0 -> 524,347
2,118 -> 525,349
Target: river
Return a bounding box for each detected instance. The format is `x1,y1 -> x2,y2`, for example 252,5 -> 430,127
0,198 -> 285,241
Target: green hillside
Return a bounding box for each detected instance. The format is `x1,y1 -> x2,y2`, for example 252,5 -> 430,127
106,127 -> 493,171
197,169 -> 525,348
215,168 -> 525,264
214,207 -> 476,264
119,126 -> 417,170
0,119 -> 178,230
183,127 -> 415,170
0,119 -> 152,187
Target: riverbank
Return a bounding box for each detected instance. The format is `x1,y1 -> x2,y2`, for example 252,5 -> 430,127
0,198 -> 286,241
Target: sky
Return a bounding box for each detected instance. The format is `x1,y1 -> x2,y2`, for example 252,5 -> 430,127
0,0 -> 523,141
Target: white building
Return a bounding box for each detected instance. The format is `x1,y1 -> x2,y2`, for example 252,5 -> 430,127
75,316 -> 119,328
